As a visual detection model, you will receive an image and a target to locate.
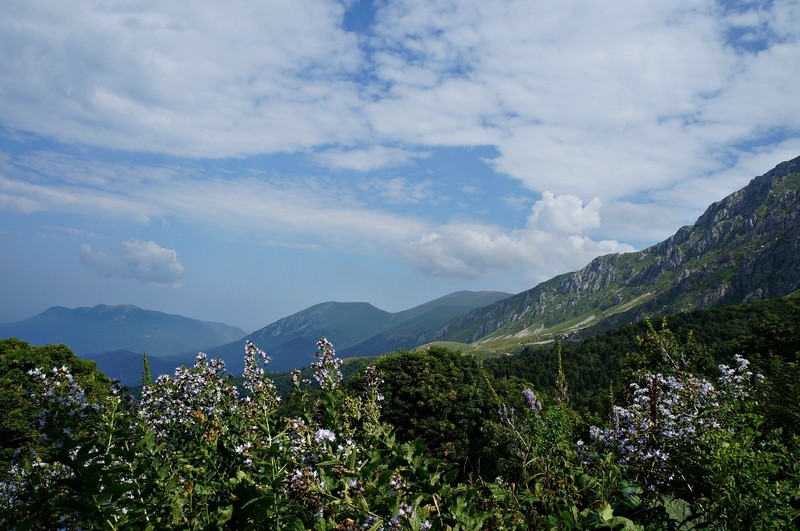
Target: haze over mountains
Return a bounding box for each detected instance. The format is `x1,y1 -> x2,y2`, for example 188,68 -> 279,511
2,156 -> 799,385
0,304 -> 248,385
0,291 -> 512,384
206,290 -> 513,374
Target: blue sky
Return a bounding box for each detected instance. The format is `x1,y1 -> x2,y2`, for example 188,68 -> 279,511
1,0 -> 799,332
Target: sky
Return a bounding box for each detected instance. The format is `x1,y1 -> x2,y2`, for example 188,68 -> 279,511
1,0 -> 799,333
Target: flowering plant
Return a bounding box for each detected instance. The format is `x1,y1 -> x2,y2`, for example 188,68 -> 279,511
1,329 -> 797,529
0,338 -> 484,529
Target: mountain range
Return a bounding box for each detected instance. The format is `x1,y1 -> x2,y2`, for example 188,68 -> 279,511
420,155 -> 800,349
2,155 -> 798,384
0,292 -> 512,384
0,304 -> 246,356
205,290 -> 513,373
0,304 -> 247,385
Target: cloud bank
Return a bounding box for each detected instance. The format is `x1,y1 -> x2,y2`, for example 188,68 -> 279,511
1,0 -> 796,199
407,193 -> 633,281
1,0 -> 798,294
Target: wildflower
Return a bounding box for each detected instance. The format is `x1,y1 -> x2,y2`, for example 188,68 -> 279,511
315,428 -> 336,443
522,388 -> 542,411
235,441 -> 253,454
312,337 -> 343,390
499,404 -> 516,426
291,368 -> 303,390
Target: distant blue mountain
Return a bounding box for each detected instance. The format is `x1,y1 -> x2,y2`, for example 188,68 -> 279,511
205,291 -> 513,373
0,304 -> 247,385
90,350 -> 186,387
0,294 -> 513,385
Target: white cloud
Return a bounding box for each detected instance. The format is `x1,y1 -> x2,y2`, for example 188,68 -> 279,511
0,150 -> 429,248
0,0 -> 367,157
0,0 -> 796,204
404,193 -> 634,281
527,192 -> 601,235
78,240 -> 185,287
364,0 -> 799,205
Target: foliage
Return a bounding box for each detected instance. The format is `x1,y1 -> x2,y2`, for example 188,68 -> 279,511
1,319 -> 799,529
0,338 -> 112,469
0,339 -> 485,529
485,299 -> 800,430
351,345 -> 498,477
588,326 -> 799,528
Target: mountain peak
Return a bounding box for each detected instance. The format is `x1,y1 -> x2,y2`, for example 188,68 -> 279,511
206,290 -> 512,372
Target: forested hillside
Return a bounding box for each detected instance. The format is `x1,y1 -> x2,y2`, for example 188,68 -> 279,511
484,298 -> 800,426
2,297 -> 798,528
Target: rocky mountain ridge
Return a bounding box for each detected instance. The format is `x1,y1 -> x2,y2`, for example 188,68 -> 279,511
425,155 -> 800,347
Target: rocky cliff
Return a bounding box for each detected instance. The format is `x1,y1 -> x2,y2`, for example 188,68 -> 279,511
429,156 -> 800,345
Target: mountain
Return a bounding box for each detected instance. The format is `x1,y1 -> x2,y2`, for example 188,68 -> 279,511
339,291 -> 515,358
89,350 -> 187,387
0,304 -> 247,361
206,291 -> 512,372
424,155 -> 800,348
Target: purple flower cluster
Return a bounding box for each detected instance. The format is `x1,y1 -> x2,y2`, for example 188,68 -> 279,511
242,340 -> 282,412
26,366 -> 98,423
498,404 -> 516,426
718,353 -> 761,400
311,336 -> 343,390
588,355 -> 762,488
139,353 -> 239,439
522,388 -> 542,412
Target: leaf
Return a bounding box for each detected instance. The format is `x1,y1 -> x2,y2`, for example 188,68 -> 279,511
662,495 -> 693,525
215,504 -> 233,525
282,516 -> 306,531
600,503 -> 614,521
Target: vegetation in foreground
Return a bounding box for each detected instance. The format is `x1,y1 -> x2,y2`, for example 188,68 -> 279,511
0,301 -> 798,529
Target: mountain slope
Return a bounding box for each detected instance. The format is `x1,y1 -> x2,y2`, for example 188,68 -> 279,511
340,291 -> 512,357
0,304 -> 247,358
427,155 -> 800,348
208,291 -> 512,372
90,350 -> 187,387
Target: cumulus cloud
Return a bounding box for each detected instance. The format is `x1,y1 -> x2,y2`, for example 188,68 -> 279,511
527,192 -> 602,235
78,240 -> 185,287
404,193 -> 634,281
